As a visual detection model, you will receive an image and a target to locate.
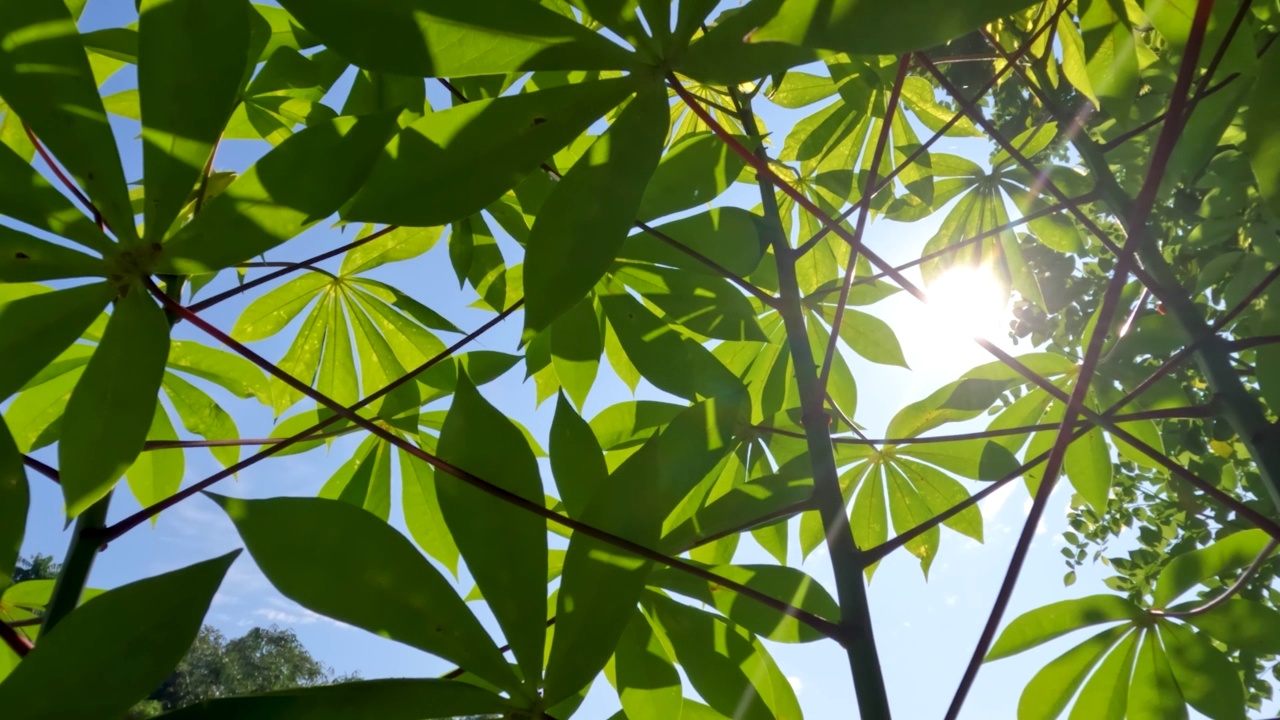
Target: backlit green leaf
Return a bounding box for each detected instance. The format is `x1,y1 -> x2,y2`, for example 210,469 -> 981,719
987,594 -> 1144,661
1017,626 -> 1129,720
0,283 -> 112,402
0,419 -> 24,588
1153,529 -> 1273,608
60,286 -> 170,517
1160,621 -> 1243,720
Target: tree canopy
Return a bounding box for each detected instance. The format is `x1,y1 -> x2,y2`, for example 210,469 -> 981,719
2,0 -> 1280,718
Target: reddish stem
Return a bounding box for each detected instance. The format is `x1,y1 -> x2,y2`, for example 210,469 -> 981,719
0,622 -> 32,657
817,56 -> 911,397
23,125 -> 101,229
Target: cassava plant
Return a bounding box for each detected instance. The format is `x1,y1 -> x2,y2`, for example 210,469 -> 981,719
3,0 -> 1280,718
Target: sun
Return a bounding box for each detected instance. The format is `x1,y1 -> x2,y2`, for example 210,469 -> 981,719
922,266 -> 1010,341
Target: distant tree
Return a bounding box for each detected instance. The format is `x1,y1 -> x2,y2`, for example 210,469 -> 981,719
125,625 -> 356,718
11,554 -> 60,583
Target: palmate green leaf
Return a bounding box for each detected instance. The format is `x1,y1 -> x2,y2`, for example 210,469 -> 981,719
546,398 -> 741,705
751,0 -> 1038,55
1069,629 -> 1138,720
0,419 -> 24,588
551,393 -> 609,519
1017,625 -> 1130,720
676,0 -> 819,85
1186,599 -> 1280,654
590,400 -> 685,452
645,592 -> 800,720
60,286 -> 170,517
160,112 -> 400,273
609,610 -> 683,720
400,447 -> 460,577
0,551 -> 236,720
883,463 -> 941,576
210,494 -> 523,697
346,292 -> 421,419
161,371 -> 241,468
987,594 -> 1144,661
0,0 -> 135,240
1079,0 -> 1140,122
893,458 -> 982,542
315,294 -> 357,408
124,402 -> 184,512
1160,621 -> 1244,720
0,227 -> 107,283
637,132 -> 748,221
1153,529 -> 1273,608
0,283 -> 112,402
351,279 -> 459,335
277,0 -> 635,78
1246,43 -> 1280,219
436,373 -> 546,691
551,296 -> 602,409
155,679 -> 517,720
0,140 -> 112,255
815,303 -> 908,368
1128,630 -> 1187,720
5,366 -> 82,454
524,84 -> 669,337
138,0 -> 250,242
894,438 -> 1020,482
619,207 -> 768,279
648,562 -> 839,643
347,78 -> 637,227
342,69 -> 427,123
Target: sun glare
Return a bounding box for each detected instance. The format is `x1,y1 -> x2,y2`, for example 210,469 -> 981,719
923,267 -> 1010,341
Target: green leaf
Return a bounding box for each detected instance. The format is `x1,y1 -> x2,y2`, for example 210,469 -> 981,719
1160,621 -> 1243,720
617,208 -> 768,279
1128,630 -> 1187,720
524,85 -> 669,337
209,494 -> 522,696
231,273 -> 330,343
0,0 -> 135,240
987,594 -> 1144,661
167,340 -> 270,403
547,398 -> 740,705
277,0 -> 636,77
1247,43 -> 1280,218
319,435 -> 391,520
614,263 -> 767,342
884,463 -> 941,576
160,113 -> 401,273
0,419 -> 24,588
1017,626 -> 1129,720
5,366 -> 82,453
1064,426 -> 1112,512
849,465 -> 888,577
124,402 -> 184,512
161,371 -> 241,468
0,552 -> 236,720
1068,629 -> 1138,720
645,592 -> 799,720
550,393 -> 608,519
676,0 -> 819,85
894,458 -> 982,541
138,0 -> 250,241
155,678 -> 517,720
399,447 -> 460,577
0,283 -> 112,401
340,226 -> 442,276
1187,599 -> 1280,654
315,296 -> 358,408
590,400 -> 686,452
342,70 -> 426,121
0,227 -> 107,283
610,610 -> 683,720
1153,529 -> 1273,608
0,140 -> 112,255
60,287 -> 170,517
752,0 -> 1039,56
599,281 -> 745,403
346,78 -> 637,227
1079,0 -> 1139,122
637,132 -> 747,221
436,373 -> 546,690
768,72 -> 837,108
647,562 -> 838,643
819,304 -> 908,368
551,296 -> 602,409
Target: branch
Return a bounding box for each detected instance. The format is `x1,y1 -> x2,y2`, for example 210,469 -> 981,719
1150,538 -> 1278,618
143,425 -> 360,451
23,125 -> 101,229
0,621 -> 31,658
22,455 -> 60,484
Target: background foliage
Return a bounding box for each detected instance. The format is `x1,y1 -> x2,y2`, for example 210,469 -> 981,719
3,0 -> 1280,718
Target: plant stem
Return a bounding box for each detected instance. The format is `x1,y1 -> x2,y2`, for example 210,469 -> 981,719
40,495 -> 110,634
731,87 -> 893,720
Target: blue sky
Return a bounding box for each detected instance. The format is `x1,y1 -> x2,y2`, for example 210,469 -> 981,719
10,1 -> 1232,718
